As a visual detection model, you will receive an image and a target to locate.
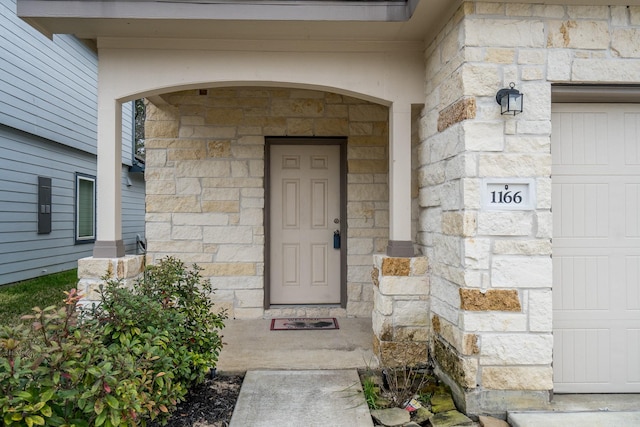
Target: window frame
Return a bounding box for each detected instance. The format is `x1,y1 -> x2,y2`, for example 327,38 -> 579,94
75,172 -> 96,244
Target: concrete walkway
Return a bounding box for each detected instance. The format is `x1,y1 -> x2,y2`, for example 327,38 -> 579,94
217,318 -> 640,426
217,317 -> 378,372
229,370 -> 373,427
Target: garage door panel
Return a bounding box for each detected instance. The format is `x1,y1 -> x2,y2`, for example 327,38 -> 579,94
553,103 -> 640,393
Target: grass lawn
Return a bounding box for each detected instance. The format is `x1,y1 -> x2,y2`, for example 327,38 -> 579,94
0,269 -> 78,326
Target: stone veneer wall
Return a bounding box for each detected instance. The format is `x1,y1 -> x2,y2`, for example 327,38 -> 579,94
419,1 -> 640,415
144,88 -> 390,318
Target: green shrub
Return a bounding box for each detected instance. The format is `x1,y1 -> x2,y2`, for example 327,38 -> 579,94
0,257 -> 227,426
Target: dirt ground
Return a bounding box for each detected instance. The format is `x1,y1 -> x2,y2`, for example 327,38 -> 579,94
149,374 -> 244,427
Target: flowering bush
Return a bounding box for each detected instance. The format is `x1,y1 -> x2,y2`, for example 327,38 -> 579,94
0,257 -> 226,426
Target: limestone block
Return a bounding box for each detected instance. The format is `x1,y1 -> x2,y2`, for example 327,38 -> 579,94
239,208 -> 263,226
518,49 -> 545,65
573,58 -> 640,82
146,240 -> 203,254
464,19 -> 545,48
176,178 -> 202,195
176,160 -> 230,178
536,211 -> 552,239
463,238 -> 491,269
374,336 -> 428,367
462,311 -> 527,332
200,263 -> 256,277
235,289 -> 264,308
547,48 -> 572,82
632,7 -> 640,25
477,211 -> 532,236
230,161 -> 250,178
286,118 -> 313,136
485,48 -> 515,64
349,238 -> 375,255
210,276 -> 263,290
482,366 -> 553,390
374,288 -> 394,316
215,245 -> 263,262
78,257 -> 113,279
145,222 -> 172,240
437,97 -> 476,132
610,6 -> 628,26
348,265 -> 376,283
441,27 -> 463,66
430,276 -> 462,311
349,104 -> 388,122
172,225 -> 202,240
520,82 -> 551,121
231,145 -> 264,159
433,338 -> 478,389
379,276 -> 429,296
433,234 -> 462,266
145,151 -> 169,170
463,270 -> 490,288
463,121 -> 504,151
315,118 -> 350,135
492,239 -> 551,256
612,29 -> 640,58
522,66 -> 544,81
547,20 -> 610,49
349,183 -> 388,202
172,213 -> 228,226
411,257 -> 429,275
347,300 -> 373,317
440,180 -> 462,211
504,136 -> 550,153
147,195 -> 201,213
515,121 -> 552,136
462,64 -> 501,97
271,98 -> 324,117
492,256 -> 552,288
348,282 -> 363,302
394,326 -> 429,342
203,226 -> 253,244
462,178 -> 481,210
567,5 -> 608,19
476,2 -> 504,15
478,153 -> 551,177
418,162 -> 445,187
459,289 -> 521,312
201,201 -> 239,213
381,257 -> 410,276
204,108 -> 243,126
202,187 -> 238,201
528,289 -> 552,332
481,333 -> 552,365
168,147 -> 208,161
532,4 -> 565,18
146,120 -> 179,138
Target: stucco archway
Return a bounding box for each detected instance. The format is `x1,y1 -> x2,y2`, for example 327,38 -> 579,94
93,40 -> 425,259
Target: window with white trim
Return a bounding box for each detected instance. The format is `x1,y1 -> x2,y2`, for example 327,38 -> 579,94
75,173 -> 96,243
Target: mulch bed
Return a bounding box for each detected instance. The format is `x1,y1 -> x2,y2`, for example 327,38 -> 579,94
149,374 -> 244,427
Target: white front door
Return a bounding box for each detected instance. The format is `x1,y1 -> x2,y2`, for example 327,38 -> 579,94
552,103 -> 640,393
269,143 -> 342,304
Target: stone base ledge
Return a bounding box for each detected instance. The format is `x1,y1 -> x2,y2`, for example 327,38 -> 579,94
77,255 -> 145,309
373,334 -> 428,367
434,364 -> 552,418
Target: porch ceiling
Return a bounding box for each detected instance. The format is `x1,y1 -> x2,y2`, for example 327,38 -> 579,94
18,0 -> 640,44
18,0 -> 455,42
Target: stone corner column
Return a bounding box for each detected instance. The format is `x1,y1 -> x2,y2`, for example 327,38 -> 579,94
371,254 -> 429,367
77,255 -> 145,308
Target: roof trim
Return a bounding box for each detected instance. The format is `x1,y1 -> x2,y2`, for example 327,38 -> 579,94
18,0 -> 419,23
552,84 -> 640,103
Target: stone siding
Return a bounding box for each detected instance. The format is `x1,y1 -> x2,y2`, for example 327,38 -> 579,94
144,88 -> 390,318
419,1 -> 640,415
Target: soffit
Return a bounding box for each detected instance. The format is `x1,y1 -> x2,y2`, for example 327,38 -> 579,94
17,0 -> 640,43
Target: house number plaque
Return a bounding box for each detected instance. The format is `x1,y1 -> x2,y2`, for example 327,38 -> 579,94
482,179 -> 535,210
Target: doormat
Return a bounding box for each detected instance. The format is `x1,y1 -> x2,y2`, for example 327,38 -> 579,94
270,318 -> 339,331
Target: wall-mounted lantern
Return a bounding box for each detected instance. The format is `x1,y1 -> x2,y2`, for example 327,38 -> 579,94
496,82 -> 523,115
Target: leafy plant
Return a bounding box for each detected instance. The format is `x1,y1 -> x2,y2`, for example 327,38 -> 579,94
0,257 -> 227,426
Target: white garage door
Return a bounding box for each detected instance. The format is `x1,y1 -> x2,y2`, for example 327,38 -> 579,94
552,103 -> 640,393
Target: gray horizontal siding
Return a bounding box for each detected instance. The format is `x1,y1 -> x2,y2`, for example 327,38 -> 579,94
0,0 -> 135,163
0,125 -> 145,286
